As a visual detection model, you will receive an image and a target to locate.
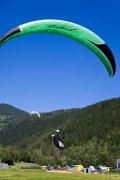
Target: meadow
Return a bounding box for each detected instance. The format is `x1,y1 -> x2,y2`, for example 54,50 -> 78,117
0,168 -> 120,180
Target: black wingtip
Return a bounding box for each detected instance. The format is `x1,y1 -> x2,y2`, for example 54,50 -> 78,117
93,43 -> 116,76
0,27 -> 20,44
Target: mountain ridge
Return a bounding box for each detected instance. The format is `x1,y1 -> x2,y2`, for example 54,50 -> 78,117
0,98 -> 120,166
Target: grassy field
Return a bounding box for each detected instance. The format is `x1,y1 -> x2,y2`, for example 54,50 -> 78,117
0,168 -> 120,180
0,163 -> 119,180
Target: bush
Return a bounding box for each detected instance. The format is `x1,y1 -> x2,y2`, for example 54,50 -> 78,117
21,165 -> 41,169
109,169 -> 120,174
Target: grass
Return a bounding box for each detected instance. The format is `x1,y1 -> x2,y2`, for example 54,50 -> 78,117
0,163 -> 120,180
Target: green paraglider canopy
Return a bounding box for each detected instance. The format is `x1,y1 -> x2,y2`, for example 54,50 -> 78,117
0,19 -> 116,76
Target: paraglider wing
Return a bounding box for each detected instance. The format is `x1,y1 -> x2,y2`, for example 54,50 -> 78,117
0,19 -> 116,76
30,111 -> 40,118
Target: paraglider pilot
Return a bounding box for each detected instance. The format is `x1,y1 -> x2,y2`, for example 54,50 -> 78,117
52,130 -> 64,150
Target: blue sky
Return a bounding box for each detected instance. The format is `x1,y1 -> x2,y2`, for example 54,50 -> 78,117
0,0 -> 120,112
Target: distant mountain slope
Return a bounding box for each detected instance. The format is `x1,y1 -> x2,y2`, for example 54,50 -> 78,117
0,98 -> 120,153
0,103 -> 29,131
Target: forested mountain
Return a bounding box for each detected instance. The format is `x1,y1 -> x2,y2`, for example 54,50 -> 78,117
0,103 -> 29,131
0,98 -> 120,166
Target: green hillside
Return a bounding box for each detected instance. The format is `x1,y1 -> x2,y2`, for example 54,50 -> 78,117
0,98 -> 120,166
0,103 -> 29,131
